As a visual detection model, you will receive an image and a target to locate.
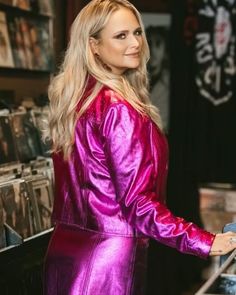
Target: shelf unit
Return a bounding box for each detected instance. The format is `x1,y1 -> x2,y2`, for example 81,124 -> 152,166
0,3 -> 55,294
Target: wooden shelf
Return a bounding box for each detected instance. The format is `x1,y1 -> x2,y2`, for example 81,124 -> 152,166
0,3 -> 53,19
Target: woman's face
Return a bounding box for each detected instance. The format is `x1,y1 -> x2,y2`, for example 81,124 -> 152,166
92,7 -> 143,75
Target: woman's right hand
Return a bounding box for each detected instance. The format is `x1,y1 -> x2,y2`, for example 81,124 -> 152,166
209,231 -> 236,256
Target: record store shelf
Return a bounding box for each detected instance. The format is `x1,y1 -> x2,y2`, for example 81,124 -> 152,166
0,228 -> 52,295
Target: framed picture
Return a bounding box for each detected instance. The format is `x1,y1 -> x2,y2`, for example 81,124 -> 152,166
26,175 -> 53,233
141,13 -> 171,133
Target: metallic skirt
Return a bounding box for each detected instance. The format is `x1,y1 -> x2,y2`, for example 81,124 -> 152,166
44,223 -> 149,295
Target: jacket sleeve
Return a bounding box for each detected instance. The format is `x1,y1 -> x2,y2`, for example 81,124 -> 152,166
100,102 -> 215,259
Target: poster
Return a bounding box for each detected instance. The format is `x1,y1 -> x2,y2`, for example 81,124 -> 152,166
142,13 -> 171,132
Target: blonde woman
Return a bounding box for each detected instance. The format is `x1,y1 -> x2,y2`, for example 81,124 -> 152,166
44,1 -> 236,294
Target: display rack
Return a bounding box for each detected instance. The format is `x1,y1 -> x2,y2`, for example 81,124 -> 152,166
0,3 -> 54,292
0,1 -> 54,73
0,228 -> 52,295
196,249 -> 236,294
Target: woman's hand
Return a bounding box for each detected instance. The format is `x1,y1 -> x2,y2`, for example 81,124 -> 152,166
209,231 -> 236,256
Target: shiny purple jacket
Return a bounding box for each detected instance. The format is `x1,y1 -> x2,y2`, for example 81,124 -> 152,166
44,80 -> 215,295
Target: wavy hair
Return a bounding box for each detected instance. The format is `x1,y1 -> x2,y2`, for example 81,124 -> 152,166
46,0 -> 163,159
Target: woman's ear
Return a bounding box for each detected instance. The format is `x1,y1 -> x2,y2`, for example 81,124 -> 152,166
89,37 -> 99,55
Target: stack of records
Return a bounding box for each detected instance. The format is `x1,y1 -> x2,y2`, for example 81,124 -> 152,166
0,157 -> 54,250
0,107 -> 51,165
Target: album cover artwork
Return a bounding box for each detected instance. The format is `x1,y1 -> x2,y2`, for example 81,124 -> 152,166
0,180 -> 33,238
26,175 -> 53,232
0,163 -> 22,179
31,19 -> 53,70
12,180 -> 33,237
27,19 -> 45,70
18,17 -> 34,69
12,0 -> 30,10
7,16 -> 22,68
11,111 -> 41,162
30,157 -> 52,169
38,0 -> 54,16
0,115 -> 18,165
29,157 -> 54,186
13,17 -> 28,68
0,11 -> 14,67
31,109 -> 51,155
34,166 -> 54,188
40,166 -> 54,187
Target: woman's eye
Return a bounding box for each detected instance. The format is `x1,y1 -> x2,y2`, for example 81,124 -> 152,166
135,29 -> 142,36
115,33 -> 126,39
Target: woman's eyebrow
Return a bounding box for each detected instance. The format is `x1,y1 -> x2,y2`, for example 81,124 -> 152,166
112,27 -> 142,36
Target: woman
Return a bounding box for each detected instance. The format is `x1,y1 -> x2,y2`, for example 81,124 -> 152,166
44,1 -> 236,294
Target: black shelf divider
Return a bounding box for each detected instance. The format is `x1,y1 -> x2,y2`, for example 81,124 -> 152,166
0,67 -> 52,78
0,3 -> 52,19
0,229 -> 52,295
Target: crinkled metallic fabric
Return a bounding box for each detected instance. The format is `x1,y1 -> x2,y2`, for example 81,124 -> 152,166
44,79 -> 215,295
45,223 -> 148,295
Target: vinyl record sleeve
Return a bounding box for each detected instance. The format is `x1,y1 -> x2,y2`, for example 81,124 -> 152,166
38,0 -> 54,16
25,175 -> 53,233
0,115 -> 18,165
12,17 -> 28,68
29,157 -> 54,186
0,11 -> 14,67
12,0 -> 30,10
31,109 -> 51,156
17,17 -> 34,69
11,111 -> 41,162
0,179 -> 33,238
30,19 -> 53,70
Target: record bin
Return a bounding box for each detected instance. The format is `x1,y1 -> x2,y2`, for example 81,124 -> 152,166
196,248 -> 236,294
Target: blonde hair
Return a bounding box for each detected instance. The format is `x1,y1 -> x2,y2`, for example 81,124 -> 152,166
47,0 -> 163,159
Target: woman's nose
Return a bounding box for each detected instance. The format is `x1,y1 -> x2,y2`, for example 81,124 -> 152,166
130,35 -> 140,48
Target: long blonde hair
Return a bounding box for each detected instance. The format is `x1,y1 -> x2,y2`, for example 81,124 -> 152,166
47,0 -> 163,159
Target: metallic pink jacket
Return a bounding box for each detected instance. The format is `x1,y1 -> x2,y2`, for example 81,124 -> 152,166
44,79 -> 215,295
